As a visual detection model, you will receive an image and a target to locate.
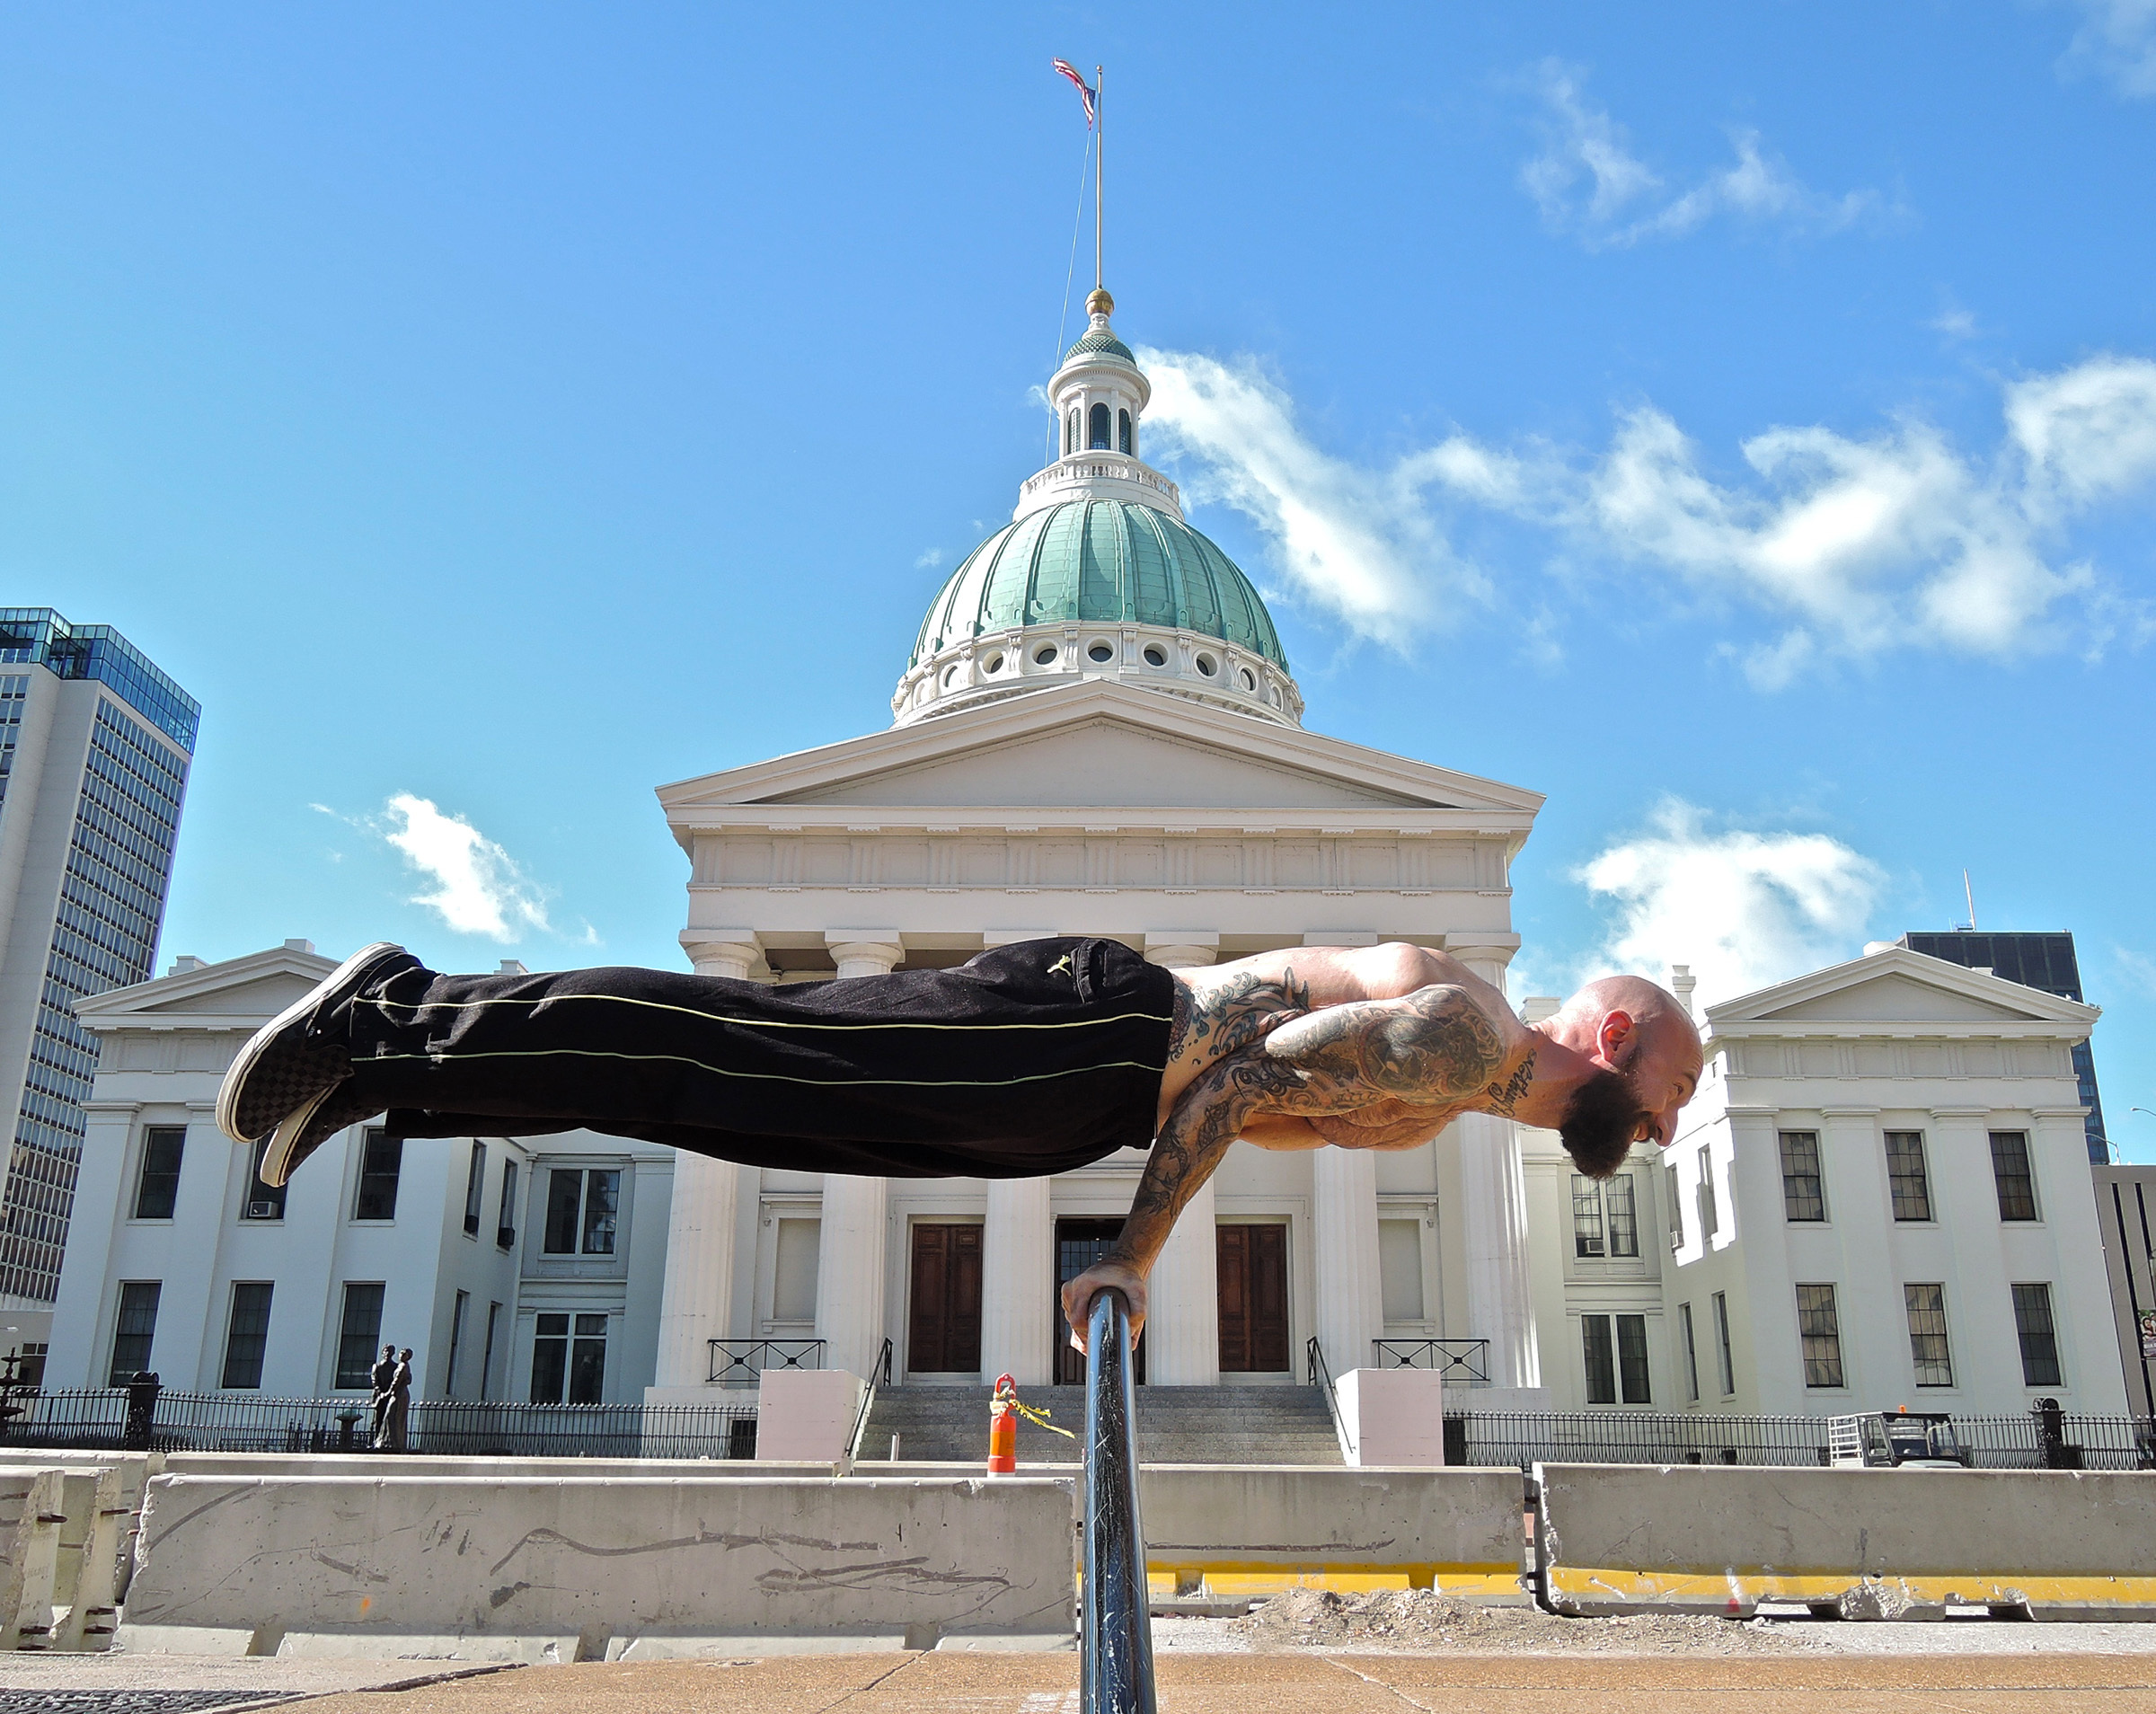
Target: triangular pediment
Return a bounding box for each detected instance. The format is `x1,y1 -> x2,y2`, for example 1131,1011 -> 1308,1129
74,946 -> 337,1028
1707,948 -> 2099,1034
658,680 -> 1542,835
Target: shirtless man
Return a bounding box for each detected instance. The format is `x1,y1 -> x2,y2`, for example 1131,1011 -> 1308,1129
216,936 -> 1700,1351
1060,941 -> 1701,1348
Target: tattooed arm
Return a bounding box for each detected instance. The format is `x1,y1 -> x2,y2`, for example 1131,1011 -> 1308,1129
1062,984 -> 1510,1347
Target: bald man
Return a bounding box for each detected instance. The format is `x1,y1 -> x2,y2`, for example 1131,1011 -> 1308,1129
216,937 -> 1701,1348
1059,943 -> 1701,1348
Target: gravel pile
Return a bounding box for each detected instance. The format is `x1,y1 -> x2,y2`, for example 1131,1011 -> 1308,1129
1230,1588 -> 1826,1656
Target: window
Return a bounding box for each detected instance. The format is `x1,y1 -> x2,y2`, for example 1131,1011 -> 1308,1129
1616,1315 -> 1651,1403
1571,1175 -> 1605,1257
1118,408 -> 1132,454
13,1344 -> 46,1389
1065,409 -> 1079,455
243,1137 -> 287,1221
464,1142 -> 486,1238
1582,1313 -> 1652,1404
1990,1132 -> 2038,1222
1679,1302 -> 1700,1402
1088,402 -> 1110,449
1582,1314 -> 1615,1404
772,1216 -> 821,1323
1378,1219 -> 1424,1321
2011,1283 -> 2063,1386
1885,1131 -> 1932,1222
1779,1131 -> 1825,1221
1711,1292 -> 1735,1395
108,1282 -> 160,1384
1605,1175 -> 1639,1257
1795,1284 -> 1844,1388
133,1126 -> 184,1220
530,1312 -> 608,1403
481,1301 -> 502,1401
1666,1165 -> 1684,1250
334,1282 -> 385,1389
543,1168 -> 623,1255
1904,1283 -> 1954,1387
498,1159 -> 518,1249
221,1282 -> 273,1389
1696,1147 -> 1719,1241
354,1130 -> 402,1221
446,1290 -> 469,1397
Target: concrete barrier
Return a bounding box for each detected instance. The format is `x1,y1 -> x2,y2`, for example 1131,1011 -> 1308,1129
0,1453 -> 156,1605
1538,1462 -> 2156,1621
1141,1466 -> 1526,1605
120,1473 -> 1077,1660
0,1469 -> 65,1650
47,1466 -> 126,1651
157,1453 -> 838,1480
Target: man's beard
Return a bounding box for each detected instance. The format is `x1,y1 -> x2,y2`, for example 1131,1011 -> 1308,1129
1559,1065 -> 1651,1179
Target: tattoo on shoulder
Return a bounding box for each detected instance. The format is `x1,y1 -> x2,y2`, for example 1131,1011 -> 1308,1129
1166,980 -> 1192,1060
1484,1050 -> 1535,1118
1177,964 -> 1311,1061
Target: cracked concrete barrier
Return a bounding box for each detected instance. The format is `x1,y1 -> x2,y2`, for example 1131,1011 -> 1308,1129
1536,1462 -> 2156,1621
119,1473 -> 1077,1661
1140,1466 -> 1530,1606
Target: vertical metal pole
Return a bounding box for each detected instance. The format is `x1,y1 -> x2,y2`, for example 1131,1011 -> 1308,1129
1094,65 -> 1104,290
1081,1289 -> 1154,1714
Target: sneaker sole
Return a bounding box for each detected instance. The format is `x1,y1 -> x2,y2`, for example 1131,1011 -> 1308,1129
216,941 -> 405,1145
260,1081 -> 374,1189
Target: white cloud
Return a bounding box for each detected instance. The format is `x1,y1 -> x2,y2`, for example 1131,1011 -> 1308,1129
2056,0 -> 2156,96
1135,346 -> 2156,676
1135,348 -> 1532,648
382,793 -> 552,941
1577,800 -> 1886,1005
2116,946 -> 2156,997
1931,303 -> 1981,341
1522,62 -> 1884,249
915,547 -> 946,569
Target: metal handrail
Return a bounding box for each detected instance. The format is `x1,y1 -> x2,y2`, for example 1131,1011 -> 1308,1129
1373,1339 -> 1490,1383
846,1339 -> 893,1466
1082,1290 -> 1154,1714
707,1338 -> 826,1385
1305,1336 -> 1353,1463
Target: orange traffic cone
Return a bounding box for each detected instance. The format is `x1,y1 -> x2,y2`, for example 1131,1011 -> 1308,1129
987,1373 -> 1018,1475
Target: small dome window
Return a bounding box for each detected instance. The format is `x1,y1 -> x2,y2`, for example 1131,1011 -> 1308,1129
1118,409 -> 1133,455
1065,410 -> 1080,456
1142,643 -> 1168,667
1033,644 -> 1058,666
941,664 -> 960,688
982,651 -> 1004,674
1239,667 -> 1258,691
1194,652 -> 1218,677
1268,685 -> 1283,708
1086,640 -> 1115,664
1089,402 -> 1111,450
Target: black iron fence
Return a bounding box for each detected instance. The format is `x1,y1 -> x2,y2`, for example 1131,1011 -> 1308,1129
1445,1409 -> 2156,1471
0,1381 -> 759,1460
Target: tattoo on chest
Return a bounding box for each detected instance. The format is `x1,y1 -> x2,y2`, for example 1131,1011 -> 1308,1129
1484,1050 -> 1536,1118
1178,966 -> 1312,1062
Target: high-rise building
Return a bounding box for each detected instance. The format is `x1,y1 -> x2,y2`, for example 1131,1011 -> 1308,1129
0,609 -> 197,1309
1897,931 -> 2110,1163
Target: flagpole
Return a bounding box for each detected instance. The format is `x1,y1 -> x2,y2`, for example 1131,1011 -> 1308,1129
1094,64 -> 1104,290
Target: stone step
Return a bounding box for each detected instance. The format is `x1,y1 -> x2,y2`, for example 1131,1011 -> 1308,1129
863,1383 -> 1344,1466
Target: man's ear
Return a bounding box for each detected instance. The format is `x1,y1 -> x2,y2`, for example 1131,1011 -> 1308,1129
1595,1009 -> 1636,1067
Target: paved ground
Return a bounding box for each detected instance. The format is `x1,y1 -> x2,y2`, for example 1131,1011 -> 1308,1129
3,1638 -> 2154,1714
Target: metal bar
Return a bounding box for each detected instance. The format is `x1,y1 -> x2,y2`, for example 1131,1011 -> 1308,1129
1082,1289 -> 1154,1714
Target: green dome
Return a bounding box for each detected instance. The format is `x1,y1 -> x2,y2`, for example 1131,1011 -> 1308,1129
911,499 -> 1288,672
1063,327 -> 1136,365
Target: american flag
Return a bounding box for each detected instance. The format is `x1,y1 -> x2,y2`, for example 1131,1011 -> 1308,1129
1052,58 -> 1096,128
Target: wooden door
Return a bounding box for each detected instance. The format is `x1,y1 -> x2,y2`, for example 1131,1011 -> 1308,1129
907,1224 -> 983,1375
1216,1223 -> 1290,1373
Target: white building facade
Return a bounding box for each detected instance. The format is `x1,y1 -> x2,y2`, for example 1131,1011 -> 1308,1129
49,943 -> 672,1406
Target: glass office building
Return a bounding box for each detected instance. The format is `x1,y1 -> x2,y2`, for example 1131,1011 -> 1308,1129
1899,930 -> 2110,1164
0,610 -> 197,1303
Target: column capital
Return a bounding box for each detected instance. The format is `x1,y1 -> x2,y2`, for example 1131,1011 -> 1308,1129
826,933 -> 904,978
681,931 -> 763,982
1145,932 -> 1218,969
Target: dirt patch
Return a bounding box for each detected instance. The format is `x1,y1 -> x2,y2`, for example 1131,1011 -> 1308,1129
1231,1588 -> 1829,1655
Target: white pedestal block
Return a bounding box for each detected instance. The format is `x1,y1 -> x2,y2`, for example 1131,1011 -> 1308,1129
754,1369 -> 868,1462
1333,1368 -> 1447,1466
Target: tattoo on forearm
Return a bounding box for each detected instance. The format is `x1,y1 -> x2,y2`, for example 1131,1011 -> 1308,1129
1484,1050 -> 1535,1118
1117,1051 -> 1305,1261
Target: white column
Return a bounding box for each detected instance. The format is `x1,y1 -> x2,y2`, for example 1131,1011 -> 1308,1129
1451,946 -> 1541,1390
981,1177 -> 1053,1385
1141,937 -> 1221,1384
1313,1146 -> 1383,1377
815,935 -> 904,1379
651,934 -> 760,1392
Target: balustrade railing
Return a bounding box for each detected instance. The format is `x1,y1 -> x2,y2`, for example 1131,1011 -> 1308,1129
707,1338 -> 826,1386
1021,457 -> 1180,509
1373,1339 -> 1489,1383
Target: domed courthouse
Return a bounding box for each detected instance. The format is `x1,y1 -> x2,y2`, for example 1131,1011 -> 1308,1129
649,292 -> 1550,1402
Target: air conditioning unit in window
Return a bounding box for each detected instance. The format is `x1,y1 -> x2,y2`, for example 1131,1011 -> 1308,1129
247,1200 -> 280,1220
1670,1228 -> 1683,1251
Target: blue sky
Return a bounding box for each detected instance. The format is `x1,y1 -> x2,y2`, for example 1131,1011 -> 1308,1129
4,4 -> 2153,1158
